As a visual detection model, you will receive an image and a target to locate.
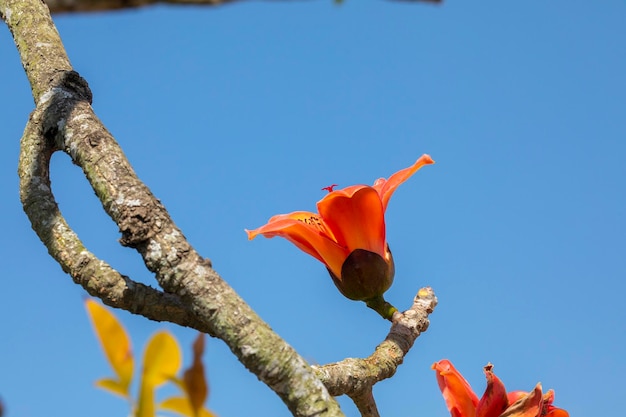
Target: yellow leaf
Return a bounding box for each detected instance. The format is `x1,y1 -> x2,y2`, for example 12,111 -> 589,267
85,299 -> 133,396
95,378 -> 130,398
183,334 -> 208,416
168,376 -> 186,391
137,331 -> 182,417
137,380 -> 156,417
160,397 -> 193,417
199,409 -> 218,417
160,397 -> 218,417
141,330 -> 182,387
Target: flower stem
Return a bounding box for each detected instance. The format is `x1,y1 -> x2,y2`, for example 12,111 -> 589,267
365,296 -> 397,320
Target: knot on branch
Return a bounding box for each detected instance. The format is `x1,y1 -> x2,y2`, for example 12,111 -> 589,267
118,204 -> 160,247
40,70 -> 92,145
53,70 -> 93,103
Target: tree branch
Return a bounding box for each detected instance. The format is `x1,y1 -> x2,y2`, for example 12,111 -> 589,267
350,389 -> 380,417
3,0 -> 342,415
43,0 -> 441,15
18,96 -> 198,325
3,0 -> 438,415
313,288 -> 437,412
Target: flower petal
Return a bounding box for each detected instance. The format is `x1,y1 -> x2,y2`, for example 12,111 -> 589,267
476,364 -> 509,417
544,409 -> 569,417
373,154 -> 434,211
500,383 -> 543,417
433,360 -> 479,417
542,389 -> 569,417
507,391 -> 528,405
317,186 -> 386,258
246,212 -> 349,277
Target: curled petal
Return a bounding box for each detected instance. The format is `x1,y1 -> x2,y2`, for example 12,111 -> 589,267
433,360 -> 479,417
373,154 -> 434,211
542,389 -> 569,417
476,364 -> 509,417
246,212 -> 348,277
500,384 -> 543,417
507,391 -> 528,405
317,186 -> 386,258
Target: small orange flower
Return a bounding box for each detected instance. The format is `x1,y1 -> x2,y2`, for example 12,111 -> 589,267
246,155 -> 434,316
432,359 -> 569,417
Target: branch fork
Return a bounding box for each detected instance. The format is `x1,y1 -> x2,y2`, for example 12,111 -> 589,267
3,0 -> 438,415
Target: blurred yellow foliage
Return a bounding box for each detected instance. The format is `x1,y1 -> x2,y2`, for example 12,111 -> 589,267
85,298 -> 134,398
85,299 -> 217,417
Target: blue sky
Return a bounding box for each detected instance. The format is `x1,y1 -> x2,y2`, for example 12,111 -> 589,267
1,1 -> 624,416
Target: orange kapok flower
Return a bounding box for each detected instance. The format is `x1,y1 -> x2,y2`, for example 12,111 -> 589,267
246,154 -> 434,318
432,359 -> 569,417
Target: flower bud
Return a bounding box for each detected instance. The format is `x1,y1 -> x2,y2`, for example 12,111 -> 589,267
327,247 -> 395,301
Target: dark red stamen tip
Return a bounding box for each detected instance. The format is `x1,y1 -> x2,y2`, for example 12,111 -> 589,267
322,184 -> 339,193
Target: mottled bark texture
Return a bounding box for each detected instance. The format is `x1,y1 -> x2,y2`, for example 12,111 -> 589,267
2,0 -> 437,415
4,0 -> 340,415
314,288 -> 437,416
44,0 -> 441,15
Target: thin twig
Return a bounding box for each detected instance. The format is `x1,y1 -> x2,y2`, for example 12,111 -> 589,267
349,388 -> 380,417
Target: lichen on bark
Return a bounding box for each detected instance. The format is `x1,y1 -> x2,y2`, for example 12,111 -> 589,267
3,0 -> 438,416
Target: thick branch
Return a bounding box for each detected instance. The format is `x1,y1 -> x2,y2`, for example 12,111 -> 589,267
18,104 -> 197,324
0,0 -> 70,101
43,0 -> 441,15
3,0 -> 439,415
4,0 -> 342,415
